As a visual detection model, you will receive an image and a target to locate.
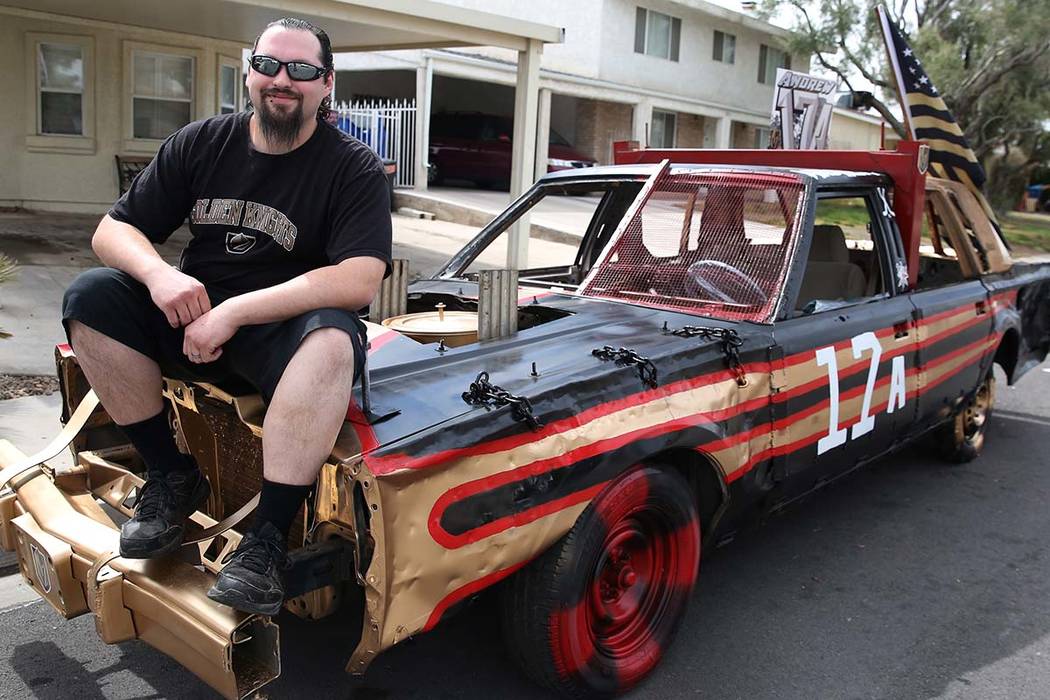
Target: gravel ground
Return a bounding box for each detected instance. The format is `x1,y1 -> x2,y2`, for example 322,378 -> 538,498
0,374 -> 58,401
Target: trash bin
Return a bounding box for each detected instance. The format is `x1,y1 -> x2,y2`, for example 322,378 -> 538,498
382,159 -> 397,211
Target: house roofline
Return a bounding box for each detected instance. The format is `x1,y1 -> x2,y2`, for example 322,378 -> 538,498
662,0 -> 794,39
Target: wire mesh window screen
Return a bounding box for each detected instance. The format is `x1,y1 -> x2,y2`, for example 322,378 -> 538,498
580,169 -> 806,322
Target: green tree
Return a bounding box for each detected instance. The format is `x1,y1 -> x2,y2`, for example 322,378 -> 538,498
763,0 -> 1050,211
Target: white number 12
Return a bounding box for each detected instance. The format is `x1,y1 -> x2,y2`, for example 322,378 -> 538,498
815,331 -> 906,455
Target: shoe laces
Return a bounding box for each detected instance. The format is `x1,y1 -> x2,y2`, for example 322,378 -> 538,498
134,476 -> 175,519
223,533 -> 288,574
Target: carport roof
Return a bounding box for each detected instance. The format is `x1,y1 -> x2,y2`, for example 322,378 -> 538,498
4,0 -> 565,51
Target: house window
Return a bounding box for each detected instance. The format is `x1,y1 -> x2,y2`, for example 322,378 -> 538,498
713,30 -> 736,64
132,50 -> 194,139
634,8 -> 681,61
758,44 -> 791,84
37,43 -> 84,135
218,58 -> 242,114
651,109 -> 676,148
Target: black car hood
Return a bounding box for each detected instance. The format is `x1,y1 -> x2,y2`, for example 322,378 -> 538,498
352,279 -> 769,463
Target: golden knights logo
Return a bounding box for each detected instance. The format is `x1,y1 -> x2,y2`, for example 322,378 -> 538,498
192,198 -> 297,253
226,231 -> 257,255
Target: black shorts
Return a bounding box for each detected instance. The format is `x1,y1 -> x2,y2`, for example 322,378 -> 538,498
61,268 -> 367,403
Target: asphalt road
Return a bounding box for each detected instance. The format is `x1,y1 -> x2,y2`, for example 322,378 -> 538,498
2,362 -> 1050,700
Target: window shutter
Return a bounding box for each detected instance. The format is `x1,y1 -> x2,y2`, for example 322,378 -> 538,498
713,30 -> 723,61
635,8 -> 647,54
670,17 -> 681,61
758,44 -> 768,83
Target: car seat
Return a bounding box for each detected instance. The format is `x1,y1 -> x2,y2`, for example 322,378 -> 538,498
795,224 -> 867,311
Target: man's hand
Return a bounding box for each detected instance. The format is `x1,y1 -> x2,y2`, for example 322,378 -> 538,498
183,303 -> 240,364
145,266 -> 211,328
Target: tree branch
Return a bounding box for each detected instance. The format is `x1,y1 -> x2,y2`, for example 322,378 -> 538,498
918,0 -> 953,30
957,41 -> 1050,104
811,49 -> 857,93
863,96 -> 909,140
838,38 -> 893,90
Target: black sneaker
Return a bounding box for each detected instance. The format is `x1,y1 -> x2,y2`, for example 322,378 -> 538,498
119,468 -> 210,559
206,522 -> 288,616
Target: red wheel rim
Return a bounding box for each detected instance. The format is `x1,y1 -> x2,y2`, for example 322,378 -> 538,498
588,508 -> 672,659
549,468 -> 701,692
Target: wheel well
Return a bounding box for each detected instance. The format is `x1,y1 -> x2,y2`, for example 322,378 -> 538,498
647,448 -> 727,539
994,327 -> 1020,384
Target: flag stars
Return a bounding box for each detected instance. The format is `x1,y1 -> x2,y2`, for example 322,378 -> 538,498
903,48 -> 913,56
918,75 -> 929,85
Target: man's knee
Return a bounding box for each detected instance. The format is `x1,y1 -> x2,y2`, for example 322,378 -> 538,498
297,327 -> 356,372
62,267 -> 142,328
66,318 -> 92,346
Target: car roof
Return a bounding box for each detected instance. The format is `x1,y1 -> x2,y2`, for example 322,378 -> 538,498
537,162 -> 889,188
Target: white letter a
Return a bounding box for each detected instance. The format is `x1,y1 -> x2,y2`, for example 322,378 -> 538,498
887,355 -> 907,413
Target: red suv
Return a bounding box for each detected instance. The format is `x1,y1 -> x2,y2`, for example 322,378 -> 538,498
428,112 -> 597,189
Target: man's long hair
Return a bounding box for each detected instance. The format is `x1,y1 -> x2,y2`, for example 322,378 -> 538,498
252,17 -> 334,122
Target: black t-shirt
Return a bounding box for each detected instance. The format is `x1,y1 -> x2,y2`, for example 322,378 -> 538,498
110,112 -> 392,298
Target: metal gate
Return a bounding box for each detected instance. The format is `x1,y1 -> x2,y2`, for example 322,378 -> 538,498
333,99 -> 416,188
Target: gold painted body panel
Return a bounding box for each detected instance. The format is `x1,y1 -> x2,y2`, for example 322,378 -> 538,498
0,440 -> 279,700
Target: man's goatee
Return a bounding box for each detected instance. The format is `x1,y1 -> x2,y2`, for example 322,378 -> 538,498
255,93 -> 305,150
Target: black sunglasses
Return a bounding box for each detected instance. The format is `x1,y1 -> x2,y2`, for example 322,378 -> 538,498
249,54 -> 328,81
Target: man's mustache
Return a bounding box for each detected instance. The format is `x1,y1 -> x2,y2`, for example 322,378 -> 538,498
262,89 -> 301,100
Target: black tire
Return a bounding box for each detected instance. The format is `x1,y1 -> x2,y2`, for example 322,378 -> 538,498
932,372 -> 996,463
500,464 -> 701,699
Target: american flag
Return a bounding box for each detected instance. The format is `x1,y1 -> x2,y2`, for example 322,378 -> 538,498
876,6 -> 998,223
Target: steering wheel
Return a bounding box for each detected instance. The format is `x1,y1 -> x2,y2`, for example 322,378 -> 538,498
684,260 -> 768,306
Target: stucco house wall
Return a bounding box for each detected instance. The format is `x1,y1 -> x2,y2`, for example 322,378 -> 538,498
1,8 -> 246,212
599,0 -> 799,116
828,107 -> 897,151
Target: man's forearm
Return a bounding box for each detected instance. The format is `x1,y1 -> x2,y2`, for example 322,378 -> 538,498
93,214 -> 211,328
92,214 -> 170,285
221,257 -> 386,327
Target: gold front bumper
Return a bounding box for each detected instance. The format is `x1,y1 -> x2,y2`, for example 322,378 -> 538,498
0,440 -> 280,700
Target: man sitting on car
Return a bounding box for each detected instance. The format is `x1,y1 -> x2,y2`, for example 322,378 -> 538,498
61,17 -> 391,615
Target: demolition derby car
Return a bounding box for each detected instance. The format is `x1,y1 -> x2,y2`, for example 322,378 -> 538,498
2,142 -> 1049,698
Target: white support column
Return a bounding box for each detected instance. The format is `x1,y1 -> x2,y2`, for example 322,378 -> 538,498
715,115 -> 733,149
414,56 -> 434,191
507,39 -> 542,270
534,87 -> 552,182
633,99 -> 653,146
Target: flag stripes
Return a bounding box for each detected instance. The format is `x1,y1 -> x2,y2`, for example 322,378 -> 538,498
876,4 -> 996,222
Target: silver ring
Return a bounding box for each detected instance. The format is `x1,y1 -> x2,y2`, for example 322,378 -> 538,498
190,353 -> 201,359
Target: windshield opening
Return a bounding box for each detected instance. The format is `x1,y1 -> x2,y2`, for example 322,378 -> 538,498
441,178 -> 647,288
578,169 -> 806,323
